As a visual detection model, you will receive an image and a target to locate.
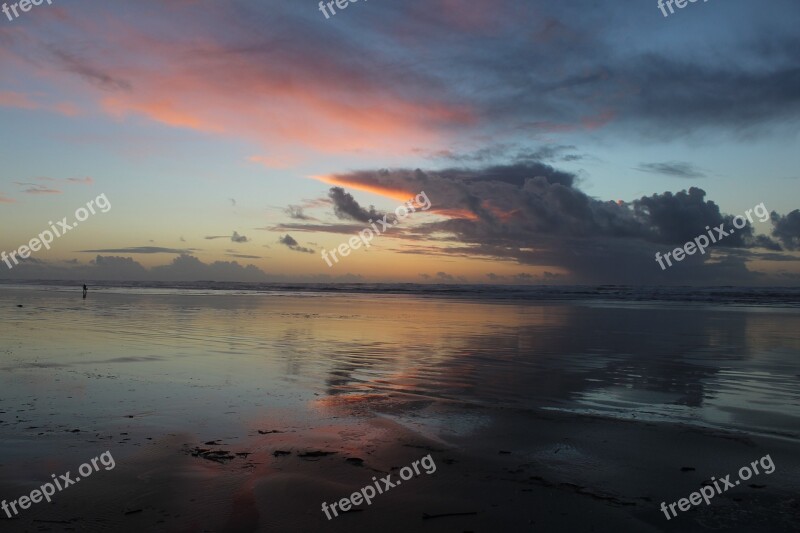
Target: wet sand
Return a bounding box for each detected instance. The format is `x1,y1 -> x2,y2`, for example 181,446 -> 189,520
0,287 -> 798,531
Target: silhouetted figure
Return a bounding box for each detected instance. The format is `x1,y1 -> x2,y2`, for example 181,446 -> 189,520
83,284 -> 88,299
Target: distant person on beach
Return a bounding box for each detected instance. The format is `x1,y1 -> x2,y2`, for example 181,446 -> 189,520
83,284 -> 88,298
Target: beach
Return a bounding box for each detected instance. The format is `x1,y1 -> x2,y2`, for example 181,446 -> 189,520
0,285 -> 798,532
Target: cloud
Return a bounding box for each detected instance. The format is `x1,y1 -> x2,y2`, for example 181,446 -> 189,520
327,187 -> 388,223
284,205 -> 314,221
77,247 -> 195,254
231,231 -> 249,243
424,144 -> 584,165
0,91 -> 38,110
770,210 -> 800,250
148,255 -> 267,281
0,193 -> 15,203
316,160 -> 792,284
2,0 -> 799,160
49,47 -> 132,91
205,231 -> 249,243
0,91 -> 79,116
268,222 -> 367,235
636,162 -> 706,179
279,234 -> 315,254
14,182 -> 62,195
0,254 -> 357,283
91,255 -> 150,277
66,177 -> 94,185
12,177 -> 93,195
429,271 -> 468,283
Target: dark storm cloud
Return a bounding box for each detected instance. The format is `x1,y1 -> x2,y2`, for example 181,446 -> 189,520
771,210 -> 800,250
616,52 -> 800,137
321,161 -> 794,284
370,2 -> 800,139
227,1 -> 800,142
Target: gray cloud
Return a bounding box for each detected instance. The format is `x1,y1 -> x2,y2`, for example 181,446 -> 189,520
49,47 -> 132,91
318,161 -> 793,284
269,222 -> 369,235
425,144 -> 584,165
0,255 -> 370,283
771,210 -> 800,250
635,162 -> 706,179
205,232 -> 249,243
328,187 -> 388,223
279,234 -> 314,254
226,253 -> 261,259
284,205 -> 314,221
14,182 -> 62,194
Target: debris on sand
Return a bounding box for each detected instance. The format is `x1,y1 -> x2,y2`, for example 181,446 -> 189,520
189,447 -> 236,463
298,450 -> 336,459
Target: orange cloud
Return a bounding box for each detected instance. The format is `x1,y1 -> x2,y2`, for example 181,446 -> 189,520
102,96 -> 220,132
311,174 -> 413,203
311,174 -> 479,220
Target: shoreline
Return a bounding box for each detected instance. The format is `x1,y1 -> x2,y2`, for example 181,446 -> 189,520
1,288 -> 798,531
1,397 -> 797,531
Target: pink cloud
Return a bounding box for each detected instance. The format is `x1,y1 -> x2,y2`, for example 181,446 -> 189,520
2,8 -> 476,156
0,91 -> 82,116
0,91 -> 38,110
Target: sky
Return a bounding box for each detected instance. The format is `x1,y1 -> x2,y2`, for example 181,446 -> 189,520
1,0 -> 799,285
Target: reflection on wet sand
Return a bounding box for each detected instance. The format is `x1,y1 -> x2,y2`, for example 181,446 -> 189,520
1,288 -> 798,531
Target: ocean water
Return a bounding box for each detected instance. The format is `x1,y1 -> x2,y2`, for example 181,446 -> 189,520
1,283 -> 798,444
3,280 -> 800,306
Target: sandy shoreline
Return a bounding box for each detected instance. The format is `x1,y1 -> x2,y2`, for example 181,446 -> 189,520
1,401 -> 797,532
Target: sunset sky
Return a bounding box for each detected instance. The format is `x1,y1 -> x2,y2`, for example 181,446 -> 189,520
1,0 -> 799,284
